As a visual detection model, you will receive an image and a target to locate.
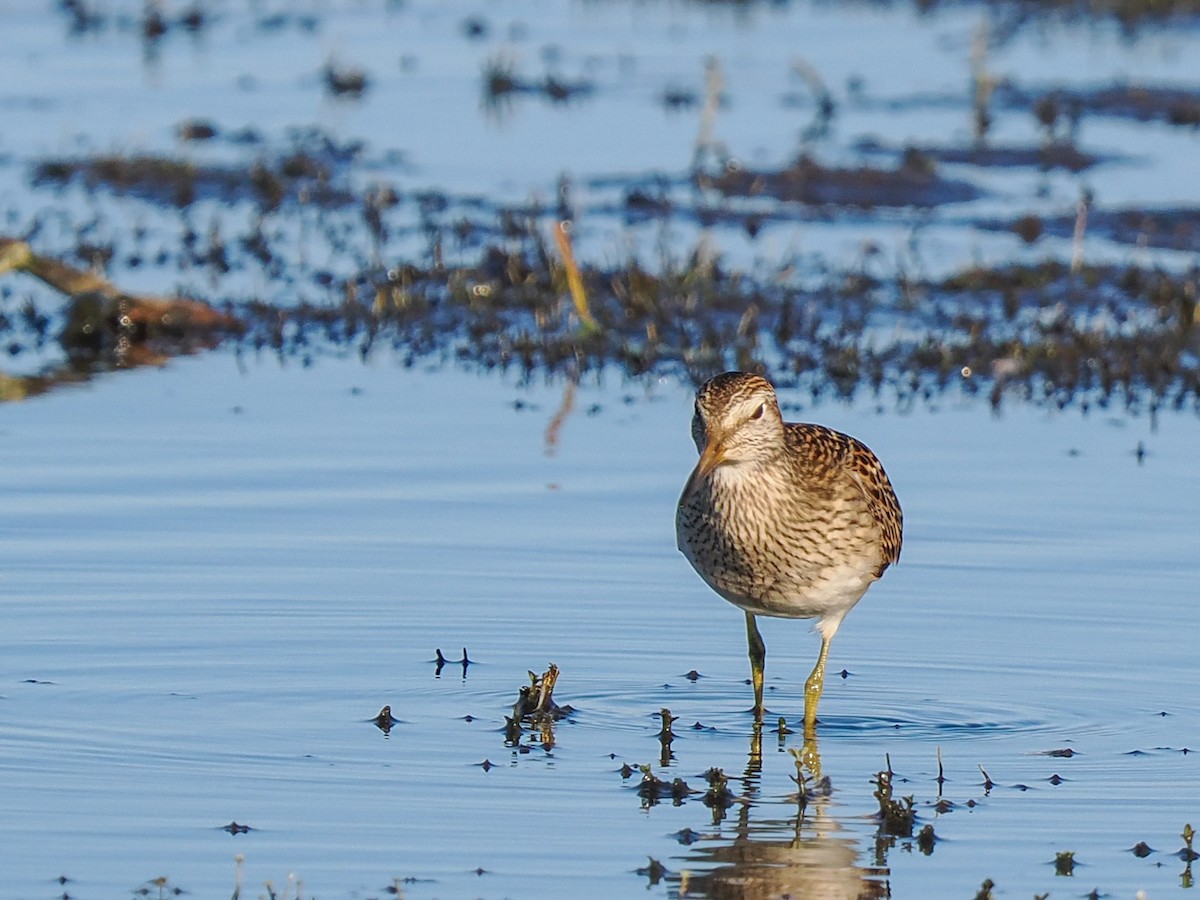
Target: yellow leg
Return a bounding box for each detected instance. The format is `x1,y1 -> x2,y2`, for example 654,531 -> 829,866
803,634 -> 832,737
745,612 -> 766,720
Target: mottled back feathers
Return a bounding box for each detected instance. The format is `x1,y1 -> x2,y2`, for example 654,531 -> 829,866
783,422 -> 903,577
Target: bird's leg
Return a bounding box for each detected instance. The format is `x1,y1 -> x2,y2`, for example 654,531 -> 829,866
803,634 -> 832,738
745,612 -> 766,720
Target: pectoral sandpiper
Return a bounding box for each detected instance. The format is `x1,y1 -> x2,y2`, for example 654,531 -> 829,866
676,372 -> 902,734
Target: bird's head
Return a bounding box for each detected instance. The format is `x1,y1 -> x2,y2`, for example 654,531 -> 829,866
682,372 -> 785,499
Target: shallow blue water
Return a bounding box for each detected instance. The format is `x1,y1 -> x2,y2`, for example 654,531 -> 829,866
2,1 -> 1200,897
2,353 -> 1198,898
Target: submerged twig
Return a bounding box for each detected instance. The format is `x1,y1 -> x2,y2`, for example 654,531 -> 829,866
0,236 -> 240,401
872,767 -> 916,836
511,664 -> 574,725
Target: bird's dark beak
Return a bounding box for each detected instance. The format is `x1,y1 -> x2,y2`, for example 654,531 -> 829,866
681,437 -> 726,501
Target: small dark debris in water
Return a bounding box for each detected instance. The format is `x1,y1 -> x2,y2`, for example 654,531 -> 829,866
659,741 -> 675,767
1013,783 -> 1032,791
393,873 -> 435,886
479,759 -> 493,772
661,85 -> 699,111
619,762 -> 634,779
1135,441 -> 1147,465
657,708 -> 678,740
966,798 -> 978,808
838,668 -> 850,679
180,6 -> 206,33
503,715 -> 521,745
675,827 -> 702,845
462,714 -> 476,723
177,119 -> 218,142
972,878 -> 995,900
372,705 -> 398,734
702,767 -> 735,812
222,821 -> 251,834
873,768 -> 915,836
142,4 -> 167,40
636,857 -> 669,886
134,876 -> 185,897
1054,850 -> 1075,875
322,59 -> 370,99
684,669 -> 702,681
786,748 -> 824,808
1042,747 -> 1076,757
22,679 -> 55,684
1047,773 -> 1065,785
691,721 -> 713,731
635,767 -> 665,797
461,15 -> 489,39
434,647 -> 472,677
1131,841 -> 1155,857
917,823 -> 937,855
1178,823 -> 1198,861
473,866 -> 487,876
636,765 -> 690,805
979,764 -> 994,791
511,664 -> 572,723
810,774 -> 833,799
481,54 -> 594,107
1177,847 -> 1200,862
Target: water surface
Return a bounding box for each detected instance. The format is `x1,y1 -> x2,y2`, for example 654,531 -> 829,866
3,355 -> 1197,898
3,1 -> 1200,897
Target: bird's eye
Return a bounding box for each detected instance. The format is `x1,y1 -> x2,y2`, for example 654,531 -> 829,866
750,403 -> 765,420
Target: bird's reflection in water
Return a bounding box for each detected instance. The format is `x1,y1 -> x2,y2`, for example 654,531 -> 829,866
667,726 -> 889,900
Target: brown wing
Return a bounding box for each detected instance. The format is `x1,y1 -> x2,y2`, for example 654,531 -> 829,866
785,423 -> 903,577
